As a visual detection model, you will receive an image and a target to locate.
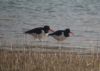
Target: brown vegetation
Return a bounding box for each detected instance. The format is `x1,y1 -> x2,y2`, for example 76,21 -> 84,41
0,48 -> 100,71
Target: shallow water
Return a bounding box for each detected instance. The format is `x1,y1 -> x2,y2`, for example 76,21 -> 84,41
0,0 -> 100,50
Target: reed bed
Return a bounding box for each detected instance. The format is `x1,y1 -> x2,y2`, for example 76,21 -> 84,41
0,47 -> 100,71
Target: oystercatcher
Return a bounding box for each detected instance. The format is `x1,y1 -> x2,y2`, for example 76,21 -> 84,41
49,28 -> 74,42
25,25 -> 54,41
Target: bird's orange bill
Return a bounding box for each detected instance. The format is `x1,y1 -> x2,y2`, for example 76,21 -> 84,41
69,32 -> 74,36
49,29 -> 54,32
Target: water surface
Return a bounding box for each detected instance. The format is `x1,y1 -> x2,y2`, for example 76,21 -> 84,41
0,0 -> 100,51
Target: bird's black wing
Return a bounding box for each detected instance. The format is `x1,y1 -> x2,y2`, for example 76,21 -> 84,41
49,30 -> 63,36
25,27 -> 43,34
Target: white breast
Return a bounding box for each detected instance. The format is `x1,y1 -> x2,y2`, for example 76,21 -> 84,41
52,32 -> 66,41
31,30 -> 49,40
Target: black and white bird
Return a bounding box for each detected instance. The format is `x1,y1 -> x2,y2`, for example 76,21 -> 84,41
25,25 -> 54,41
49,28 -> 74,42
